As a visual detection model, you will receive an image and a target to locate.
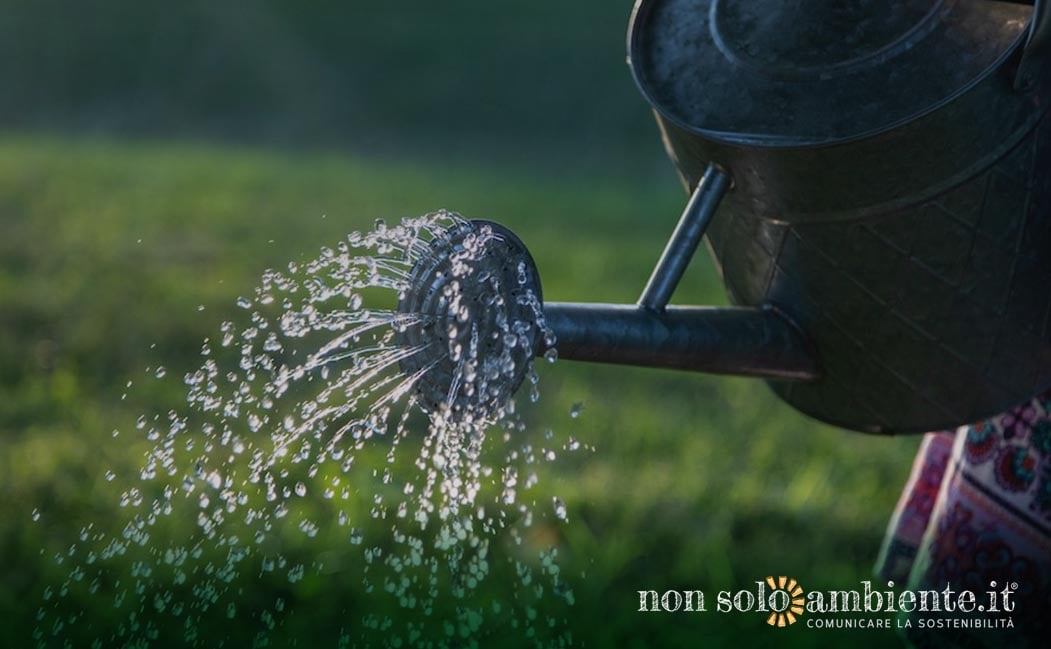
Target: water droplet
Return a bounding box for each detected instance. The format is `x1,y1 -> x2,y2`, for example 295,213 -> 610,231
552,498 -> 567,522
569,401 -> 585,418
40,214 -> 575,647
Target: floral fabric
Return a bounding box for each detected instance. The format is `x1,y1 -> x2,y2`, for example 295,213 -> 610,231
877,390 -> 1051,648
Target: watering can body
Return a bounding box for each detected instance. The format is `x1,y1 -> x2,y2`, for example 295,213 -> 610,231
619,0 -> 1051,433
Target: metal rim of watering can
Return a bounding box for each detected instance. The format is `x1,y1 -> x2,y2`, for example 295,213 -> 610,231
1016,0 -> 1050,91
625,0 -> 1047,148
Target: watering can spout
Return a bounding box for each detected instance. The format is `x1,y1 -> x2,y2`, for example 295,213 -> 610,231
540,303 -> 820,381
398,163 -> 819,416
537,163 -> 820,382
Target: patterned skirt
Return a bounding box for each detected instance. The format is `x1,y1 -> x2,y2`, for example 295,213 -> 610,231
877,390 -> 1051,647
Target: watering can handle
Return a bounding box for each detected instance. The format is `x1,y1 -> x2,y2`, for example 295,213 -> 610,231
1016,0 -> 1049,90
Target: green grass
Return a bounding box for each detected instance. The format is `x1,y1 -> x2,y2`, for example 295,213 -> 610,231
0,136 -> 922,647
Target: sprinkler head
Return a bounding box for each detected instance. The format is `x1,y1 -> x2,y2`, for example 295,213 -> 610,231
397,219 -> 543,417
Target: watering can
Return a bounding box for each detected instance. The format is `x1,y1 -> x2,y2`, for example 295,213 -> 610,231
403,0 -> 1051,434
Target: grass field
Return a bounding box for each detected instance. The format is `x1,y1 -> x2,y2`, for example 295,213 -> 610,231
0,136 -> 924,647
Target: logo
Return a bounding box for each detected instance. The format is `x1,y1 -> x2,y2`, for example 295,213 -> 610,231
763,576 -> 805,627
638,579 -> 1018,632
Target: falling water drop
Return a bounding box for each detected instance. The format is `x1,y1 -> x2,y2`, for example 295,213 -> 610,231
552,497 -> 568,522
569,401 -> 585,418
37,211 -> 576,648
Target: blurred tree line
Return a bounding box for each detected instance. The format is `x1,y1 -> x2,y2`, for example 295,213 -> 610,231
0,0 -> 662,169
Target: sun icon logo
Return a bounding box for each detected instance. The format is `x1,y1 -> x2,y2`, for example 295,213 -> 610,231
764,576 -> 805,627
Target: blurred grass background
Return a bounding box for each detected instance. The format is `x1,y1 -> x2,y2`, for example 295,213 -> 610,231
0,1 -> 923,647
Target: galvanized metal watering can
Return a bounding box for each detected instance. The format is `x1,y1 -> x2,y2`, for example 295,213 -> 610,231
405,0 -> 1051,434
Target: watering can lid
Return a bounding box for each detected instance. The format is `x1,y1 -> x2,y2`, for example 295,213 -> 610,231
628,0 -> 1038,147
